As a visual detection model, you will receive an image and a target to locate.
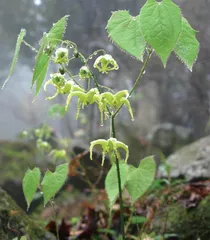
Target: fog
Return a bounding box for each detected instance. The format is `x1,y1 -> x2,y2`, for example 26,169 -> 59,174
0,0 -> 210,143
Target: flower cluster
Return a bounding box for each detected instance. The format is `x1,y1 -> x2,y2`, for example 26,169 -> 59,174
43,52 -> 131,165
65,88 -> 99,118
65,88 -> 133,125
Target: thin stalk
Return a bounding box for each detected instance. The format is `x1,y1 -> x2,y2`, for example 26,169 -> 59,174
50,200 -> 60,240
125,205 -> 135,233
113,49 -> 153,118
109,49 -> 153,239
22,40 -> 38,53
64,67 -> 83,88
110,115 -> 125,240
110,115 -> 116,138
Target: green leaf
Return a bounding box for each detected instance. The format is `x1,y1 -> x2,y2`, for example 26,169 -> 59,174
12,237 -> 27,240
106,10 -> 146,61
126,156 -> 156,204
32,15 -> 69,95
31,32 -> 49,91
105,161 -> 128,206
20,237 -> 27,240
2,29 -> 26,89
22,167 -> 41,210
46,15 -> 69,47
174,18 -> 199,71
130,216 -> 147,224
140,0 -> 182,66
34,52 -> 50,95
41,163 -> 68,206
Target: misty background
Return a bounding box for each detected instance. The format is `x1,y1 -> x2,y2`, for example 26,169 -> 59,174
0,0 -> 210,147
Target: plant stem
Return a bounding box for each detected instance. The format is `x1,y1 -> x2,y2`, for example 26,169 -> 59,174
110,115 -> 125,240
22,40 -> 38,53
125,205 -> 135,233
64,67 -> 83,88
110,115 -> 116,138
50,200 -> 60,240
113,49 -> 153,118
110,49 -> 153,239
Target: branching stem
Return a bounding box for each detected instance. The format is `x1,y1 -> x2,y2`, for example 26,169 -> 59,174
64,67 -> 83,88
109,48 -> 153,240
113,49 -> 153,118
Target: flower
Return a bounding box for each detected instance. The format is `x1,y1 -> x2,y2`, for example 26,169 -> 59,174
51,73 -> 66,87
54,47 -> 69,64
93,54 -> 119,74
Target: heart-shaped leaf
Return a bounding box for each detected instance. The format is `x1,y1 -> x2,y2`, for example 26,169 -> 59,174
106,10 -> 146,61
126,156 -> 156,204
140,0 -> 182,66
174,17 -> 199,71
22,167 -> 41,210
105,161 -> 128,207
41,163 -> 68,206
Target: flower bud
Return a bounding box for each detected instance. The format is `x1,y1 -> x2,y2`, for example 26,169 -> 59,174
79,66 -> 92,79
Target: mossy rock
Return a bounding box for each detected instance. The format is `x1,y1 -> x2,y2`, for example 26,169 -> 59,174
159,135 -> 210,180
0,141 -> 35,183
0,188 -> 54,240
152,196 -> 210,240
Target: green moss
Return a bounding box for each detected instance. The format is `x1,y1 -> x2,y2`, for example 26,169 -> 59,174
0,188 -> 53,239
0,141 -> 35,182
152,196 -> 210,240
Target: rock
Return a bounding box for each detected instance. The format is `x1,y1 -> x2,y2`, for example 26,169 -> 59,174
148,122 -> 193,156
159,135 -> 210,180
0,188 -> 54,239
0,141 -> 38,210
152,195 -> 210,240
0,140 -> 35,183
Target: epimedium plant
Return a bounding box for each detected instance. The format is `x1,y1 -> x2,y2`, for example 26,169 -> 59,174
2,0 -> 199,239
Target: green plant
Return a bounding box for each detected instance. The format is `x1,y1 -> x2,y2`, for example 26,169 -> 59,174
12,236 -> 27,240
2,0 -> 199,239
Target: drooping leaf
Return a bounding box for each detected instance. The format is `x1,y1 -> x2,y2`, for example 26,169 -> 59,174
22,167 -> 41,209
34,52 -> 50,95
41,163 -> 68,206
106,10 -> 146,61
2,29 -> 26,89
32,15 -> 69,95
140,0 -> 182,66
174,17 -> 199,71
105,161 -> 128,206
126,156 -> 156,204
